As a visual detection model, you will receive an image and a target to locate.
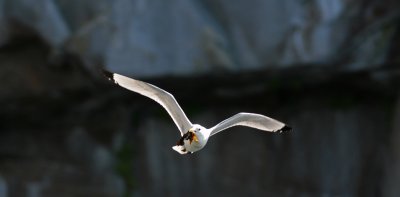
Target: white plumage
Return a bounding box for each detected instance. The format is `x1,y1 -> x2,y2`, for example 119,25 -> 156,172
103,70 -> 291,154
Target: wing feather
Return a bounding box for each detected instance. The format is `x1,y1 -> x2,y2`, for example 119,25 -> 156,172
103,70 -> 192,135
209,112 -> 291,136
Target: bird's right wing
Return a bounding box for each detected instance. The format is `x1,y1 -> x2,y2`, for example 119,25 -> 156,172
209,112 -> 291,136
103,70 -> 192,136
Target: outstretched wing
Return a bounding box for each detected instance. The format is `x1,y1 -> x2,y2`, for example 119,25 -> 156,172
103,70 -> 192,135
209,112 -> 291,136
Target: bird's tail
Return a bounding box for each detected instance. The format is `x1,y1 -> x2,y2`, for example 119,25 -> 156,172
172,145 -> 190,154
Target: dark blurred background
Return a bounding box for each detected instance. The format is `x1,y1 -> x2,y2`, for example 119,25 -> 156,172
0,0 -> 399,196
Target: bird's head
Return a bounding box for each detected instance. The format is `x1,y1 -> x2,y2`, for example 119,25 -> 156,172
189,124 -> 205,133
188,124 -> 210,142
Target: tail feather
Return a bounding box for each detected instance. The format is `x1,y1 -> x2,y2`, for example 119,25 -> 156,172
172,145 -> 189,154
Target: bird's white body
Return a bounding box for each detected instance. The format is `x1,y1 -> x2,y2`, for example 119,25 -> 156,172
172,124 -> 210,154
103,70 -> 291,154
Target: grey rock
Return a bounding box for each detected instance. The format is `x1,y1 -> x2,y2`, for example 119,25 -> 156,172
104,0 -> 232,76
26,180 -> 49,197
0,176 -> 7,197
345,16 -> 398,70
132,106 -> 389,196
0,0 -> 397,76
204,0 -> 350,66
0,0 -> 8,46
383,96 -> 400,197
57,0 -> 115,67
5,0 -> 70,48
66,128 -> 114,174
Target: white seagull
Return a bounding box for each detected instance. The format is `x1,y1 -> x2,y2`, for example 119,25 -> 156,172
103,70 -> 291,154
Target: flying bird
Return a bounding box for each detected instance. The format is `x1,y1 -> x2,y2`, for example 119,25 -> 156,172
102,70 -> 291,154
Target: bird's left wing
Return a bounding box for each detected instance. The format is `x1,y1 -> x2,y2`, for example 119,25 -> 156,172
209,112 -> 291,136
103,70 -> 192,135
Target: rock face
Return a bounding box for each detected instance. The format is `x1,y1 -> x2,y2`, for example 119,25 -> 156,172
0,0 -> 398,76
135,106 -> 390,196
0,0 -> 399,197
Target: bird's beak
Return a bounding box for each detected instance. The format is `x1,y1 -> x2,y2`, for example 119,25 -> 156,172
189,134 -> 198,144
192,134 -> 199,142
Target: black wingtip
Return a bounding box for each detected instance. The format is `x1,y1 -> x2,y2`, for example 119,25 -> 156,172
102,69 -> 115,83
278,125 -> 292,133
